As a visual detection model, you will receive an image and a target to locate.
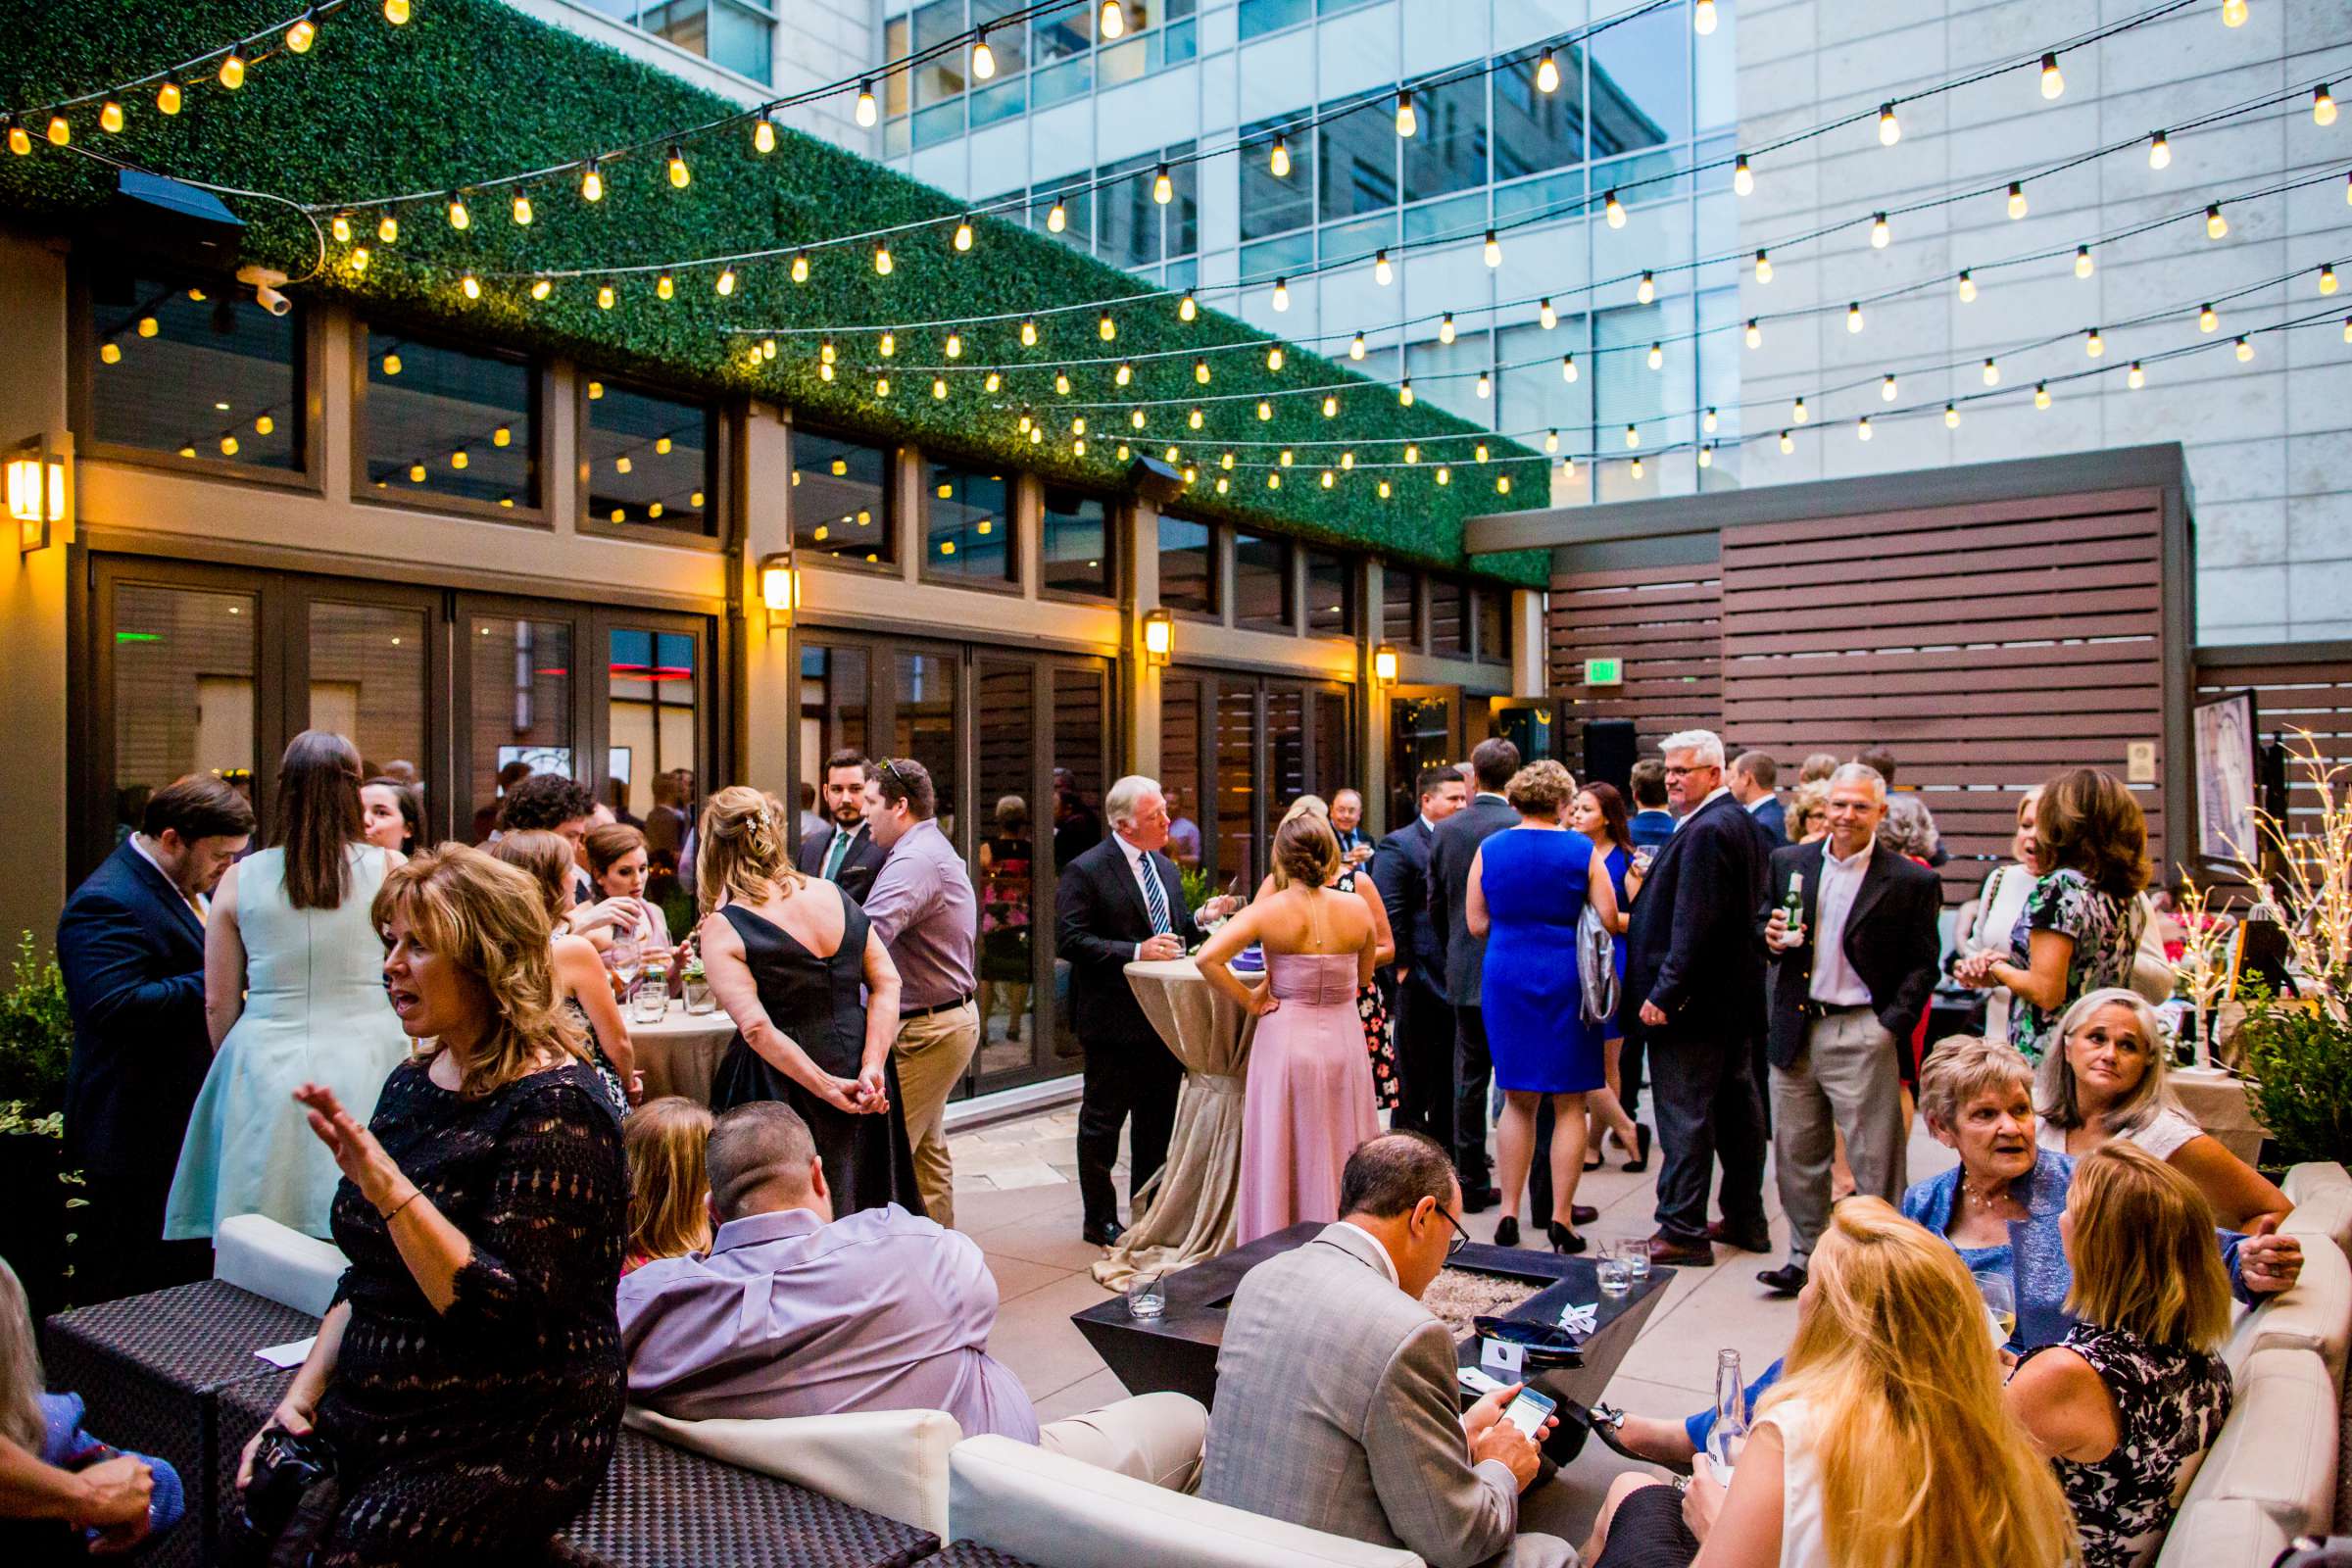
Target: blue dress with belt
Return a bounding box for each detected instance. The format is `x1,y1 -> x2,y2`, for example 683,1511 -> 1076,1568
1479,826 -> 1603,1095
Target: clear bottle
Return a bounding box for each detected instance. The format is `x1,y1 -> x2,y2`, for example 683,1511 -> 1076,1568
1708,1348 -> 1749,1479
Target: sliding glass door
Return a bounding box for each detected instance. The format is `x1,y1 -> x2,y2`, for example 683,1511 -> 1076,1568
1160,667 -> 1353,894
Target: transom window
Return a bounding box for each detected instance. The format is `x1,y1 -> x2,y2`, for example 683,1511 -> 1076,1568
85,270 -> 303,473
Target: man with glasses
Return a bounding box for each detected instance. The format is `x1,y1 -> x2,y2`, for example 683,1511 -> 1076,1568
1623,729 -> 1771,1269
1752,762 -> 1941,1296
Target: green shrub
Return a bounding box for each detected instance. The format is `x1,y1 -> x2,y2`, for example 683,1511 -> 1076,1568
0,932 -> 73,1116
2234,979 -> 2352,1169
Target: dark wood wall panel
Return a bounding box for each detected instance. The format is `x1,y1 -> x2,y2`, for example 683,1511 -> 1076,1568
1548,564 -> 1723,754
2192,648 -> 2352,857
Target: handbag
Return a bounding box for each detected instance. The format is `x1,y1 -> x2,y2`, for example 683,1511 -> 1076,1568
232,1426 -> 341,1568
1577,901 -> 1619,1026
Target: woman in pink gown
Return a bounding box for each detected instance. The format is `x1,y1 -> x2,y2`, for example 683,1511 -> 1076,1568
1198,810 -> 1381,1245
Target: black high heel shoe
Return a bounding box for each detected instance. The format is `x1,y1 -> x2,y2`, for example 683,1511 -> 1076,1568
1547,1220 -> 1587,1254
1583,1145 -> 1606,1172
1493,1215 -> 1521,1249
1621,1124 -> 1652,1173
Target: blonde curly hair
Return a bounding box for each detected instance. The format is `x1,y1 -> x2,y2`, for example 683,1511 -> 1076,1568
372,844 -> 587,1098
696,785 -> 807,914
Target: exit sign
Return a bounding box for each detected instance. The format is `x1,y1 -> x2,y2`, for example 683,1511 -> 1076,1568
1584,657 -> 1624,687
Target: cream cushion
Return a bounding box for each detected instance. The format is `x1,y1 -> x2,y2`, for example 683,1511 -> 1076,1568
212,1212 -> 345,1318
2176,1346 -> 2340,1537
2225,1228 -> 2352,1386
948,1434 -> 1423,1568
625,1405 -> 959,1539
2283,1166 -> 2352,1261
2152,1496 -> 2290,1568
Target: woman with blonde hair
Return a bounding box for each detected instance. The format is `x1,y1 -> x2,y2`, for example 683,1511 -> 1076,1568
1200,808 -> 1380,1243
695,786 -> 919,1217
236,845 -> 623,1563
1583,1199 -> 2078,1568
1258,794 -> 1402,1109
622,1097 -> 714,1275
2007,1142 -> 2233,1568
2036,987 -> 2289,1231
1784,780 -> 1830,846
494,828 -> 637,1116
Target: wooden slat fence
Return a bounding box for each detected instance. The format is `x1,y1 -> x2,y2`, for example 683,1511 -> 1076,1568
1548,563 -> 1723,752
2190,644 -> 2352,890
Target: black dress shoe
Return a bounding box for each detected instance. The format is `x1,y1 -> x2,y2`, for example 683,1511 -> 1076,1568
1706,1219 -> 1774,1253
1547,1220 -> 1587,1254
1460,1185 -> 1501,1213
1082,1221 -> 1124,1248
1756,1262 -> 1808,1297
1570,1203 -> 1598,1227
1493,1215 -> 1520,1249
1642,1232 -> 1716,1267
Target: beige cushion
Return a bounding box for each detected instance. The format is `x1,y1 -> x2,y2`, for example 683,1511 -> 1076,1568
948,1434 -> 1424,1568
212,1213 -> 344,1318
2284,1162 -> 2350,1208
625,1405 -> 959,1539
2152,1496 -> 2290,1568
2180,1346 -> 2340,1536
2283,1179 -> 2352,1262
2234,1230 -> 2352,1387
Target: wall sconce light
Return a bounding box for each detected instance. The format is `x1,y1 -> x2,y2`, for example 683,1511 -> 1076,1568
758,553 -> 799,628
8,433 -> 70,555
1372,643 -> 1399,685
1141,607 -> 1174,667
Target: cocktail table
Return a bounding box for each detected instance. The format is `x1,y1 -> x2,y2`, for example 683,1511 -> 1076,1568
1072,1222 -> 1671,1458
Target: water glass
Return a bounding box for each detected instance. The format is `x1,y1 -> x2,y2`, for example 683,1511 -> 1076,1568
1126,1272 -> 1166,1320
682,973 -> 715,1014
632,971 -> 669,1024
1624,1240 -> 1651,1285
1595,1242 -> 1633,1297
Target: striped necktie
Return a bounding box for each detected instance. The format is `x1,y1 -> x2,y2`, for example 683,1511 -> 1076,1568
1140,854 -> 1173,936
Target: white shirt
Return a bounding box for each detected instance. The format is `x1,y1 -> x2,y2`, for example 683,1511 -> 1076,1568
129,833 -> 206,922
1674,785 -> 1733,830
1333,1222 -> 1400,1287
2037,1105 -> 2202,1162
1761,1396 -> 1831,1568
1115,831 -> 1169,959
1807,841 -> 1875,1006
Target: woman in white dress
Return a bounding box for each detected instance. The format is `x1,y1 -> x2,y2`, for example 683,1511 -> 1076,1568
166,731 -> 411,1241
1951,787 -> 2040,1045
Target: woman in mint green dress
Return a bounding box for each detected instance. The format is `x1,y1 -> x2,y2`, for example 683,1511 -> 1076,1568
167,731 -> 412,1241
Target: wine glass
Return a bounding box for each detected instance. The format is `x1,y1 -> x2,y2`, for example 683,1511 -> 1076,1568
610,930 -> 643,998
1974,1269 -> 2017,1348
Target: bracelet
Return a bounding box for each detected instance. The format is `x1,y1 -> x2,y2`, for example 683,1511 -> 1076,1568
378,1188 -> 422,1223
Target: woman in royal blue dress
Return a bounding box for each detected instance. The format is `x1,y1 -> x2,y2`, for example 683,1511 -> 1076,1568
1566,782 -> 1649,1173
1466,761 -> 1624,1253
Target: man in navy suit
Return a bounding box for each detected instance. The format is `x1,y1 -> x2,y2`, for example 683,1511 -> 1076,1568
1730,752 -> 1788,847
1426,738 -> 1523,1207
58,774 -> 253,1302
1370,765 -> 1468,1142
797,749 -> 890,905
1624,730 -> 1771,1268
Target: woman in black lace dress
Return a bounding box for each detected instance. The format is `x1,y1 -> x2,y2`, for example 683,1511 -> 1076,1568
695,786 -> 920,1216
237,846 -> 624,1566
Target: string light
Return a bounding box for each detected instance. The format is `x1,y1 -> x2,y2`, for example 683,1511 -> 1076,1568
349,246 -> 369,272
2034,380 -> 2052,409
2128,360 -> 2145,388
1350,331 -> 1366,360
715,267 -> 736,296
384,0 -> 410,22
285,11 -> 318,53
1021,318 -> 1040,346
1536,48 -> 1560,94
954,217 -> 974,251
1270,134 -> 1292,179
1539,298 -> 1557,329
581,162 -> 604,202
1882,372 -> 1898,401
2206,203 -> 2229,239
856,81 -> 877,126
1396,90 -> 1417,138
45,117 -> 68,147
446,195 -> 469,229
2149,131 -> 2171,170
874,240 -> 894,275
1194,358 -> 1210,383
1544,429 -> 1560,454
1047,199 -> 1067,233
2084,326 -> 2104,357
1702,407 -> 1719,434
1179,290 -> 1198,321
1637,270 -> 1656,304
1734,154 -> 1753,196
2323,264 -> 2339,295
377,212 -> 399,242
1625,423 -> 1641,449
1398,380 -> 1415,407
1754,249 -> 1773,283
1604,189 -> 1626,226
1846,301 -> 1865,333
1271,276 -> 1290,311
1439,313 -> 1456,344
1153,164 -> 1173,205
1694,0 -> 1718,35
1054,371 -> 1072,394
1945,402 -> 1960,427
657,272 -> 674,300
1099,312 -> 1117,341
2235,333 -> 2254,361
219,54 -> 246,90
1698,443 -> 1713,468
1100,1 -> 1125,39
1560,353 -> 1578,382
2222,0 -> 2247,26
1857,416 -> 1872,441
1879,104 -> 1900,146
2075,244 -> 2093,278
2008,181 -> 2029,220
156,80 -> 181,115
667,145 -> 691,188
2318,85 -> 2338,127
1625,455 -> 1640,477
512,194 -> 533,225
2199,302 -> 2218,332
1743,318 -> 1763,349
754,118 -> 776,154
1373,248 -> 1394,285
99,100 -> 122,133
461,272 -> 480,299
946,333 -> 963,359
2039,53 -> 2064,100
1476,371 -> 1493,399
1870,212 -> 1890,248
1484,229 -> 1503,268
971,30 -> 997,80
1779,430 -> 1794,454
790,251 -> 809,282
1321,393 -> 1339,416
1256,399 -> 1273,420
1645,342 -> 1664,370
530,278 -> 552,300
1792,395 -> 1809,423
1265,345 -> 1285,370
1983,357 -> 2000,385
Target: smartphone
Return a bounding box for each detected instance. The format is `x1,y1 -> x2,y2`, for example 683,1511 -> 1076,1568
1502,1386 -> 1557,1439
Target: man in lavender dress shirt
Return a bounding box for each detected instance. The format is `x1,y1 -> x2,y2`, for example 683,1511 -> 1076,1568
860,757 -> 980,1227
618,1103 -> 1205,1484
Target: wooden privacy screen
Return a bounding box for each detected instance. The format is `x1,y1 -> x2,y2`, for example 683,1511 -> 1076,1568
1719,487 -> 2169,903
1548,564 -> 1725,747
2192,646 -> 2352,862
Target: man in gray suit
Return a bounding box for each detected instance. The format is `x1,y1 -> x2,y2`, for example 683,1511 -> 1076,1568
1199,1132 -> 1579,1568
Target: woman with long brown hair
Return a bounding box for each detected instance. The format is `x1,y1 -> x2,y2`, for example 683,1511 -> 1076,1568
492,829 -> 638,1117
168,730 -> 409,1241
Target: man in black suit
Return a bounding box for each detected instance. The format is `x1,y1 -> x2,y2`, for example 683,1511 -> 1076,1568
797,749 -> 889,905
1425,737 -> 1522,1209
1056,774 -> 1237,1246
1753,762 -> 1942,1295
1625,729 -> 1771,1267
1730,752 -> 1787,847
58,774 -> 254,1303
1370,765 -> 1468,1142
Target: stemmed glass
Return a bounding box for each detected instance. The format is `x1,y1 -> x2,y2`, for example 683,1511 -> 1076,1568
1975,1269 -> 2017,1348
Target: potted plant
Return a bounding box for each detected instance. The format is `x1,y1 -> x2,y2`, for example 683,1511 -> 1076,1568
2235,979 -> 2352,1173
0,929 -> 75,1317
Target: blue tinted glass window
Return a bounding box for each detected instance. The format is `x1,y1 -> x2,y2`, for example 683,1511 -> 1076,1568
1319,96 -> 1396,220
1402,73 -> 1488,203
1590,4 -> 1686,157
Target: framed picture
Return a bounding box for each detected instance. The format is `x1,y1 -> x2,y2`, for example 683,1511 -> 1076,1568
2192,689 -> 2260,865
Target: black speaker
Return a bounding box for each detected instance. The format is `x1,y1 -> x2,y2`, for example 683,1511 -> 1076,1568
1126,455 -> 1186,506
1583,719 -> 1637,796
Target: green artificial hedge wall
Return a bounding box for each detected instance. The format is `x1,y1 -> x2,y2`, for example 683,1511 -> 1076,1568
0,0 -> 1549,586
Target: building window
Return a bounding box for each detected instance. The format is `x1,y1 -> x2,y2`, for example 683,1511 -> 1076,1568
588,0 -> 774,84
1590,2 -> 1683,158
1304,549 -> 1355,637
1494,44 -> 1586,179
1475,587 -> 1511,664
1041,485 -> 1116,598
1241,112 -> 1315,242
1159,514 -> 1216,616
362,329 -> 538,512
1383,565 -> 1419,649
922,461 -> 1016,585
582,375 -> 716,538
1233,533 -> 1293,633
1319,92 -> 1397,222
1430,576 -> 1467,657
1401,71 -> 1489,204
792,430 -> 893,564
86,270 -> 303,472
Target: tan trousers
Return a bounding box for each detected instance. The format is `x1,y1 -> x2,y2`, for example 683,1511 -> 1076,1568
1771,1006 -> 1907,1267
894,1001 -> 980,1227
1036,1392 -> 1207,1493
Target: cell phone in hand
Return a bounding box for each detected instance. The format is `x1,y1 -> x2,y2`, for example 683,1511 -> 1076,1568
1502,1386 -> 1557,1439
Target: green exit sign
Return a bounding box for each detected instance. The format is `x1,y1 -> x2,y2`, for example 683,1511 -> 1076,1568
1584,657 -> 1624,687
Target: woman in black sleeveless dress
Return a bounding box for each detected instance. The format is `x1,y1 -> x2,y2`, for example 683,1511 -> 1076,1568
696,787 -> 921,1217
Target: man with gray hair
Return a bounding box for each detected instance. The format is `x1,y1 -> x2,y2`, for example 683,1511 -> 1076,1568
1753,762 -> 1942,1295
1623,729 -> 1770,1268
1057,775 -> 1237,1245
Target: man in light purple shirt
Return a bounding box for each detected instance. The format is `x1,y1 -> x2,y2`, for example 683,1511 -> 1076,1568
860,757 -> 980,1227
619,1103 -> 1207,1485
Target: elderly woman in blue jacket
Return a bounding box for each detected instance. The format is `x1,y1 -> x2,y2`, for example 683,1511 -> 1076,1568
1592,1034 -> 2302,1467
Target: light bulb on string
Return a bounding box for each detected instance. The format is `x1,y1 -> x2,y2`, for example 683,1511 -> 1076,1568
1271,276 -> 1290,311
512,193 -> 533,225
1536,47 -> 1560,94
2200,303 -> 2220,329
2085,326 -> 2104,357
99,100 -> 122,132
1879,103 -> 1900,145
461,273 -> 480,300
1255,399 -> 1272,420
42,116 -> 67,147
715,267 -> 736,296
1857,416 -> 1872,441
1544,428 -> 1560,453
1560,353 -> 1578,382
1476,371 -> 1493,398
446,195 -> 469,229
1396,90 -> 1416,138
754,117 -> 776,154
1047,199 -> 1067,233
331,213 -> 351,243
1882,373 -> 1898,401
2235,334 -> 2254,361
1373,248 -> 1393,285
1111,359 -> 1131,385
946,332 -> 964,359
1194,358 -> 1211,383
1694,0 -> 1718,34
1846,301 -> 1864,333
597,284 -> 613,309
856,81 -> 877,126
2223,0 -> 2247,25
530,278 -> 552,301
1439,313 -> 1456,345
2206,203 -> 2228,239
1436,466 -> 1451,485
378,213 -> 399,242
1189,408 -> 1204,428
1792,395 -> 1809,423
971,30 -> 997,80
220,54 -> 246,89
286,11 -> 318,52
1099,312 -> 1117,341
1744,318 -> 1762,349
2317,85 -> 2338,126
2322,264 -> 2339,295
1179,290 -> 1198,321
1779,429 -> 1794,454
1945,402 -> 1961,427
384,0 -> 410,22
983,371 -> 1001,390
1698,444 -> 1713,469
1870,212 -> 1890,248
1645,342 -> 1663,370
1053,371 -> 1070,395
1733,154 -> 1753,196
2145,130 -> 2171,171
1958,270 -> 1977,302
790,251 -> 809,283
581,162 -> 604,202
875,376 -> 892,397
1484,229 -> 1502,268
1702,407 -> 1719,433
2034,381 -> 2052,409
1540,297 -> 1557,329
157,80 -> 181,115
1100,1 -> 1126,39
1983,357 -> 2000,385
1021,318 -> 1040,346
2039,53 -> 2064,99
1637,270 -> 1656,304
1604,189 -> 1626,226
2075,244 -> 2094,278
1399,379 -> 1415,407
657,273 -> 674,300
873,241 -> 893,275
1153,165 -> 1173,205
1270,134 -> 1291,178
954,217 -> 973,251
1266,345 -> 1284,370
667,145 -> 691,188
2007,182 -> 2028,219
1754,249 -> 1773,283
2127,361 -> 2145,389
1350,331 -> 1366,360
1624,423 -> 1641,449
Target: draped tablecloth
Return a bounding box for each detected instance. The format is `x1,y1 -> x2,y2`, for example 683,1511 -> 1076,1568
2171,1064 -> 2268,1166
631,1000 -> 737,1104
1092,958 -> 1258,1291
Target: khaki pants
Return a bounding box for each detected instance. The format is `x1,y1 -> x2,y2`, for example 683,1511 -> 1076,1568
1036,1392 -> 1207,1493
894,1001 -> 980,1227
1771,1007 -> 1907,1268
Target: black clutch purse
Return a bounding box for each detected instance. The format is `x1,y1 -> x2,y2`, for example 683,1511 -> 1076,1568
236,1426 -> 340,1568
